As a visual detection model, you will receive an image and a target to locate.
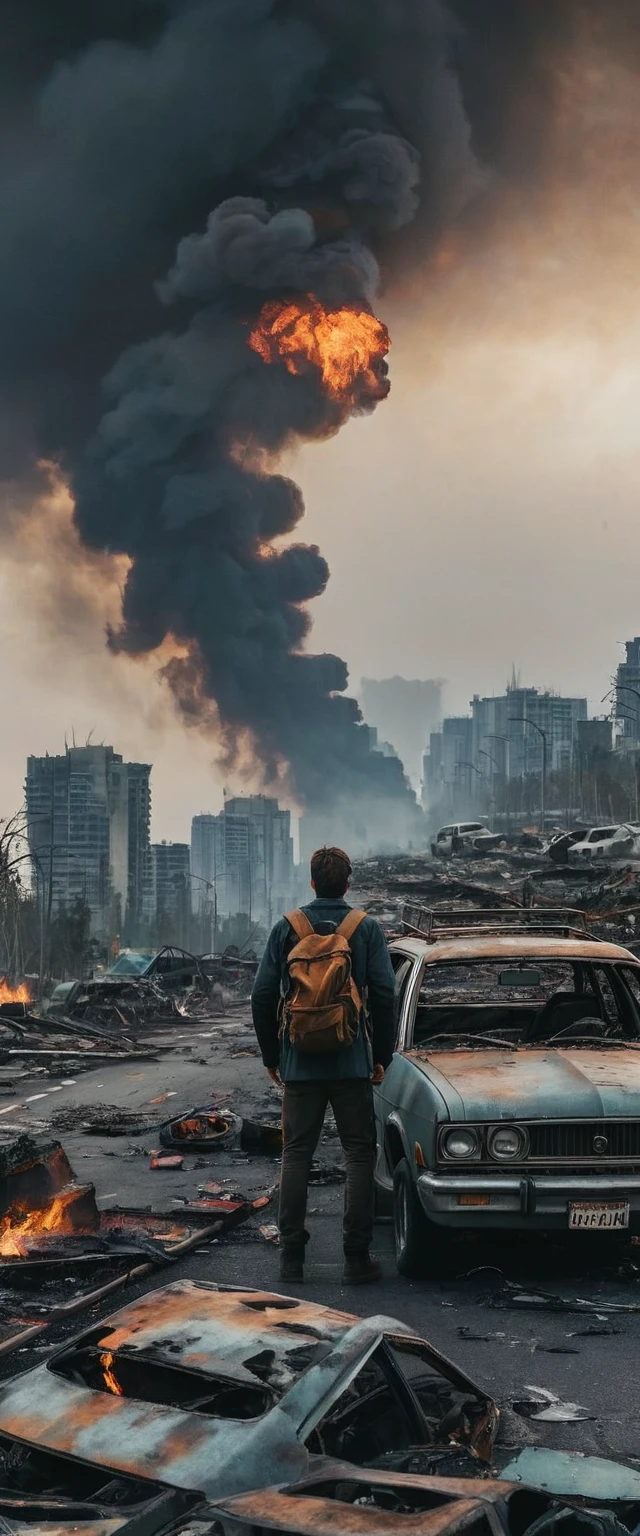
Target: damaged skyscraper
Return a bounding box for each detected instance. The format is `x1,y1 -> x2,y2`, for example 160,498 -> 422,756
26,746 -> 152,944
191,797 -> 295,933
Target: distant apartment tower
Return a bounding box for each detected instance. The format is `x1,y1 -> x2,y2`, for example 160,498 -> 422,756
471,684 -> 587,777
576,718 -> 613,763
616,639 -> 640,742
191,797 -> 294,929
25,746 -> 152,942
152,842 -> 191,943
361,678 -> 443,787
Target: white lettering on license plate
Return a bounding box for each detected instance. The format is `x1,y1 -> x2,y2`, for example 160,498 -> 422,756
569,1201 -> 629,1231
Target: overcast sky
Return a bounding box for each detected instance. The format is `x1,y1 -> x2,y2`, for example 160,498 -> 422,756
0,27 -> 638,842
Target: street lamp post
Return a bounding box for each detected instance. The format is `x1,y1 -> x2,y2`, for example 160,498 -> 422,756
189,873 -> 218,955
509,717 -> 548,836
484,733 -> 511,825
478,749 -> 499,832
455,760 -> 483,813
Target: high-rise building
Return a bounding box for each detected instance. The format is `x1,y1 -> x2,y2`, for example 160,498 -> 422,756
26,746 -> 152,942
360,678 -> 443,787
471,684 -> 587,777
576,718 -> 613,763
421,718 -> 473,811
191,796 -> 295,930
616,639 -> 640,742
152,841 -> 191,943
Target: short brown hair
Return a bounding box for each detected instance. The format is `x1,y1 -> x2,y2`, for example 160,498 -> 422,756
310,846 -> 352,898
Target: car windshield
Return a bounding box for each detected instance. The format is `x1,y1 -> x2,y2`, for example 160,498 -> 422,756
412,959 -> 640,1048
108,951 -> 155,976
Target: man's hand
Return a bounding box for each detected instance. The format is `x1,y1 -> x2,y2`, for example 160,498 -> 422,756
267,1067 -> 284,1089
371,1063 -> 385,1084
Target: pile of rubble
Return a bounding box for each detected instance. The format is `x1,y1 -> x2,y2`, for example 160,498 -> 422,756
352,852 -> 640,951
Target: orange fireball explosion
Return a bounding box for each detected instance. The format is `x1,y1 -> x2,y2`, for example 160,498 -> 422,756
0,980 -> 30,1006
248,296 -> 390,405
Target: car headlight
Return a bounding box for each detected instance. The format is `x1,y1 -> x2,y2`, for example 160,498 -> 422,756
441,1127 -> 480,1159
488,1125 -> 528,1161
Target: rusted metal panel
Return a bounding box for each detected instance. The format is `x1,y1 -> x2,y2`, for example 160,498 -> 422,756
102,1284 -> 357,1386
421,937 -> 636,964
214,1490 -> 485,1536
406,1048 -> 640,1121
211,1466 -> 525,1536
8,1522 -> 126,1536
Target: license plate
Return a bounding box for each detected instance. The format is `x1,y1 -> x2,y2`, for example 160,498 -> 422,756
569,1201 -> 629,1231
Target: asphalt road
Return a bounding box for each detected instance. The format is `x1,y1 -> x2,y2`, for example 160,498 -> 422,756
2,1012 -> 640,1466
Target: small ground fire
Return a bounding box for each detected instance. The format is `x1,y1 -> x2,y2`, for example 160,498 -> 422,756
248,295 -> 390,405
0,1188 -> 93,1258
0,981 -> 30,1006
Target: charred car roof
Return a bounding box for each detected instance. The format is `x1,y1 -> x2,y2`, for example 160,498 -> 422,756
0,1283 -> 497,1502
392,936 -> 637,964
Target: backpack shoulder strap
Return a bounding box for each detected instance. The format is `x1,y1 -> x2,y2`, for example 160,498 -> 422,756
336,909 -> 367,943
285,909 -> 315,942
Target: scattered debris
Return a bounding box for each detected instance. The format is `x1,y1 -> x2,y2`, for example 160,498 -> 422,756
149,1153 -> 184,1170
240,1119 -> 283,1155
500,1447 -> 640,1501
159,1108 -> 241,1152
259,1223 -> 279,1243
512,1386 -> 593,1423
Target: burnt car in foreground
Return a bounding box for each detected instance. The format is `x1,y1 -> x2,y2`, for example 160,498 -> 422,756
375,907 -> 640,1275
0,1279 -> 497,1526
0,1281 -> 634,1536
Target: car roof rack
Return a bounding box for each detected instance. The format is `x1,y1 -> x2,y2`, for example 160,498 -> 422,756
401,904 -> 591,942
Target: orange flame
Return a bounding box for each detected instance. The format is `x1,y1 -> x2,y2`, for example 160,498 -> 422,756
0,980 -> 30,1006
100,1351 -> 123,1396
0,1190 -> 84,1257
248,296 -> 390,405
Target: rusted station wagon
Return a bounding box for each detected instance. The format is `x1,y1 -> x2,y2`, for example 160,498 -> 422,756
375,907 -> 640,1275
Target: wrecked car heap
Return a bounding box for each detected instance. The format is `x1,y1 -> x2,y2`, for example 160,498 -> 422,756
0,1281 -> 636,1536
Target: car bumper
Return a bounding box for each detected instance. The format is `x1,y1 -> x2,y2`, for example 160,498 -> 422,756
417,1170 -> 640,1229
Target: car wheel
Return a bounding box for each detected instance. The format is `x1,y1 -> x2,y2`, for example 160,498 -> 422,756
393,1159 -> 433,1278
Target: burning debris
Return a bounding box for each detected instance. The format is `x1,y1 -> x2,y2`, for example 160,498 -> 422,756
159,1110 -> 241,1154
0,982 -> 30,1007
0,1183 -> 99,1260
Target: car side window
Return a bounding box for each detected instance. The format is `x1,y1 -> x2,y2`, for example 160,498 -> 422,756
619,968 -> 640,1033
390,955 -> 414,1048
591,966 -> 631,1034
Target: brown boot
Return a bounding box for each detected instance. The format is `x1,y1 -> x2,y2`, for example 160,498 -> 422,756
343,1252 -> 382,1284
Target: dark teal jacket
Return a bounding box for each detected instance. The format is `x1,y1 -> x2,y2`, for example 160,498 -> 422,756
251,897 -> 396,1082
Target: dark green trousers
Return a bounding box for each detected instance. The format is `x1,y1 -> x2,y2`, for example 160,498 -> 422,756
279,1079 -> 375,1258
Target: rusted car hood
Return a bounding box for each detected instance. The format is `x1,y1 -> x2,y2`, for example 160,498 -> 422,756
406,1047 -> 640,1121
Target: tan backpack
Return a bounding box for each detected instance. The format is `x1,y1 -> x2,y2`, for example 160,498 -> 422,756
280,908 -> 367,1053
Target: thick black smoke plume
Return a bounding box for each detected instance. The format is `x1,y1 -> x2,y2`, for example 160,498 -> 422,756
0,0 -> 627,828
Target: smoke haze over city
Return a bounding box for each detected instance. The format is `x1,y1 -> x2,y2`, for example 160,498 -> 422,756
0,3 -> 640,836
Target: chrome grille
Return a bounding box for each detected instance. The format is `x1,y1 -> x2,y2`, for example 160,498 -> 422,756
527,1121 -> 640,1161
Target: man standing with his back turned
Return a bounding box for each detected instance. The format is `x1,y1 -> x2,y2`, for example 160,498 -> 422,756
251,846 -> 396,1285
